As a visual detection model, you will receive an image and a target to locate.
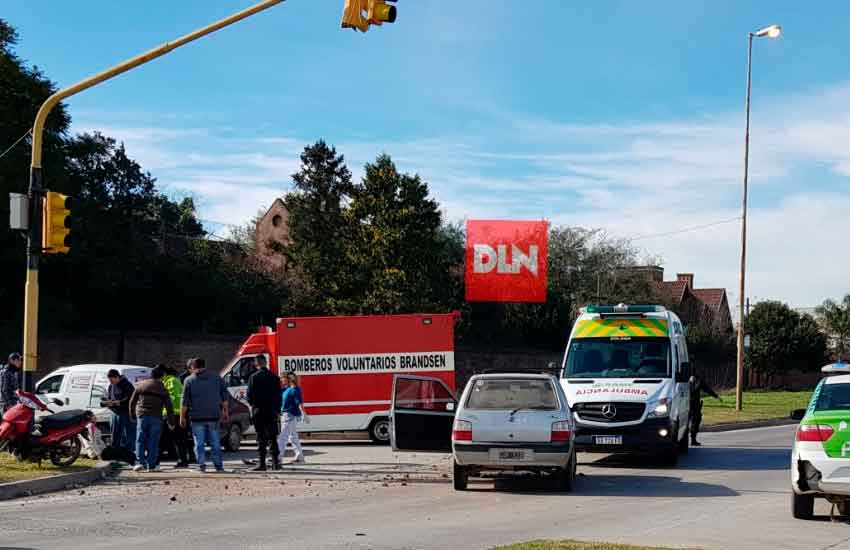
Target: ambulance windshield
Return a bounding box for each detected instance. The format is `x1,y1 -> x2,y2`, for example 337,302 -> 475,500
564,338 -> 670,379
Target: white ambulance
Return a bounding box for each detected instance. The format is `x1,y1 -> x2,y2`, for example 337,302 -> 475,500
559,304 -> 692,464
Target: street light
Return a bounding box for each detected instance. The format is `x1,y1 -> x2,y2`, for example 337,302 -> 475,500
735,23 -> 781,412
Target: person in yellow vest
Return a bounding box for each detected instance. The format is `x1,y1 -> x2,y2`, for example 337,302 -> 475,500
158,365 -> 189,468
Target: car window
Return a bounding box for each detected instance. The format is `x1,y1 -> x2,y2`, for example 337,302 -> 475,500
36,374 -> 64,394
226,357 -> 258,387
815,383 -> 850,411
89,385 -> 106,408
466,379 -> 559,411
394,377 -> 454,411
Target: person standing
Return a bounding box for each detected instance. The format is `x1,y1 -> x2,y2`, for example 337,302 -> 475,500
0,353 -> 22,413
129,365 -> 174,472
689,373 -> 721,446
246,356 -> 282,471
159,366 -> 189,468
277,372 -> 308,464
105,369 -> 136,451
181,358 -> 229,473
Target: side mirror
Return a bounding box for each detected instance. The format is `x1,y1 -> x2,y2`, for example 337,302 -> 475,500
53,398 -> 64,407
445,402 -> 455,412
676,361 -> 691,383
790,409 -> 806,421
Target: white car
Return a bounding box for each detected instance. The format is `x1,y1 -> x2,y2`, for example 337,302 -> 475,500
390,373 -> 576,491
791,373 -> 850,519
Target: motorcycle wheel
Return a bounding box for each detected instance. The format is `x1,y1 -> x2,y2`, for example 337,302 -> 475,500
49,436 -> 82,467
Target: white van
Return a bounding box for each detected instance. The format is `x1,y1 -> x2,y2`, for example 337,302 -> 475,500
559,304 -> 692,465
35,364 -> 151,431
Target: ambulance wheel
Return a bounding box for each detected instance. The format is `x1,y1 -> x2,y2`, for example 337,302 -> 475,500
678,428 -> 690,454
792,492 -> 814,519
368,418 -> 391,444
453,460 -> 468,491
224,424 -> 242,452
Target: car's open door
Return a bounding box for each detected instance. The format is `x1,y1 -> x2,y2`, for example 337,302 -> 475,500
391,375 -> 456,452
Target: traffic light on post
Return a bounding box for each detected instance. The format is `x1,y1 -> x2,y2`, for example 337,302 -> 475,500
341,0 -> 397,32
42,191 -> 72,254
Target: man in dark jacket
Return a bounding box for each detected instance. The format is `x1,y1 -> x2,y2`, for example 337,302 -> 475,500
105,369 -> 136,451
129,365 -> 175,472
246,356 -> 282,470
689,373 -> 721,446
0,353 -> 22,413
181,358 -> 229,473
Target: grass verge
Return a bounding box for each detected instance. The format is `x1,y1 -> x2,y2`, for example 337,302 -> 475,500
701,389 -> 812,426
0,453 -> 96,483
491,540 -> 699,550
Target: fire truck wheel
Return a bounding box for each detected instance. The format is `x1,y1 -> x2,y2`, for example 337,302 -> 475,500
369,418 -> 391,444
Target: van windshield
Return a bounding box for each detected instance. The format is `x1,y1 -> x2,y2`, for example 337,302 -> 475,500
466,378 -> 560,411
564,338 -> 671,379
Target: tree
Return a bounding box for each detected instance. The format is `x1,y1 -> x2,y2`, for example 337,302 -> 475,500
283,140 -> 355,313
345,154 -> 461,314
745,301 -> 829,376
816,294 -> 850,358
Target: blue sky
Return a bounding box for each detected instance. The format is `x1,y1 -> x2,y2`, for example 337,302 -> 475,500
6,1 -> 850,310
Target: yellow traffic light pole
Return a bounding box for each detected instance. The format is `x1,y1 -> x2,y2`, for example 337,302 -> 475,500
22,0 -> 286,382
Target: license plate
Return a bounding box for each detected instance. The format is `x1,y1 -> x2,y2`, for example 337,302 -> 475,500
490,448 -> 533,462
595,436 -> 623,445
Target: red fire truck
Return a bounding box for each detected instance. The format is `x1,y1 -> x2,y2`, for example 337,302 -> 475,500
222,312 -> 459,443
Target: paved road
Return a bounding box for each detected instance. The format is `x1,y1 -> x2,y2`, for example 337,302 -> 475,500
1,425 -> 848,550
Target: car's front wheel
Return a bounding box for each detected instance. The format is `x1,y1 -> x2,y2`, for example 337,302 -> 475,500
792,492 -> 815,519
453,460 -> 468,491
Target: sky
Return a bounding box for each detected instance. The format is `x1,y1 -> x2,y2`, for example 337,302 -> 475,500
5,1 -> 850,312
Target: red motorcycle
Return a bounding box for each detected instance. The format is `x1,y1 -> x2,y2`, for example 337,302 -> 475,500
0,389 -> 95,467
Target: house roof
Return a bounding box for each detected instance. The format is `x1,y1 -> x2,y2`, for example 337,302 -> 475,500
692,288 -> 726,311
654,281 -> 688,305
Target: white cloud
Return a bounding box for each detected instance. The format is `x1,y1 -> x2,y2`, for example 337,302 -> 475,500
72,81 -> 850,307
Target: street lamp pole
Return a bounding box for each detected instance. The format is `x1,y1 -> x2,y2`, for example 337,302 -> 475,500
735,24 -> 781,412
21,0 -> 286,386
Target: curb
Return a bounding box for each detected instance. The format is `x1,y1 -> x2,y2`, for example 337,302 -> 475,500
0,461 -> 115,501
702,418 -> 797,432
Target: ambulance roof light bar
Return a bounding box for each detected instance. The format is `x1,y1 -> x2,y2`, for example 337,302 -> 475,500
582,304 -> 666,314
822,362 -> 850,375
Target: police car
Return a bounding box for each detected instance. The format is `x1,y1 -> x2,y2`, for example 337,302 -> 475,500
790,363 -> 850,519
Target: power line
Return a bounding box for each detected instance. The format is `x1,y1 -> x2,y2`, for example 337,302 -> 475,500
0,130 -> 31,161
627,216 -> 741,242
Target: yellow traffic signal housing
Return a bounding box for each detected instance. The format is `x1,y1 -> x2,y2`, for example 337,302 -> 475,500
42,191 -> 72,254
341,0 -> 396,32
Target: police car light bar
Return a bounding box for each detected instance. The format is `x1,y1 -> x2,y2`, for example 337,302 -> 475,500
822,362 -> 850,374
582,304 -> 666,314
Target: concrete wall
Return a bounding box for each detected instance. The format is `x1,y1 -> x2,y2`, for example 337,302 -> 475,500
32,331 -> 245,382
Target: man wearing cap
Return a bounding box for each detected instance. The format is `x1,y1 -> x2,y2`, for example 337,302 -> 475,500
0,353 -> 22,413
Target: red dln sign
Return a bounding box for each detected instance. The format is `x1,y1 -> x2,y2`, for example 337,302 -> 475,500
465,220 -> 548,303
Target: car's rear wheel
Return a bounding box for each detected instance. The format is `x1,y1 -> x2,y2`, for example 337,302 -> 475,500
368,418 -> 391,445
792,492 -> 815,519
224,424 -> 242,452
553,453 -> 577,492
453,460 -> 468,491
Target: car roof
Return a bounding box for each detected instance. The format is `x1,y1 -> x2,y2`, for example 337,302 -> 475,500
59,364 -> 150,371
823,374 -> 850,385
470,373 -> 556,380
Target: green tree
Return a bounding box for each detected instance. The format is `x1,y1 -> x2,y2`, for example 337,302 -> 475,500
283,140 -> 355,313
816,294 -> 850,358
745,301 -> 829,376
345,154 -> 461,314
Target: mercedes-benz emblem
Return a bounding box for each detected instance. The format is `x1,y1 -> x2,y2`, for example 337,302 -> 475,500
601,403 -> 617,419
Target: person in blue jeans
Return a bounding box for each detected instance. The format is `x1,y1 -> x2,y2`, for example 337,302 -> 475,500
128,365 -> 174,472
105,370 -> 136,451
180,358 -> 229,473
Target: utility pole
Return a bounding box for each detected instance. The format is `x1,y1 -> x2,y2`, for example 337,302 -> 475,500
21,0 -> 287,381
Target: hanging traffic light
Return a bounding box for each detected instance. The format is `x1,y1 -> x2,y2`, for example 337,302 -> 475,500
42,191 -> 72,254
341,0 -> 397,32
